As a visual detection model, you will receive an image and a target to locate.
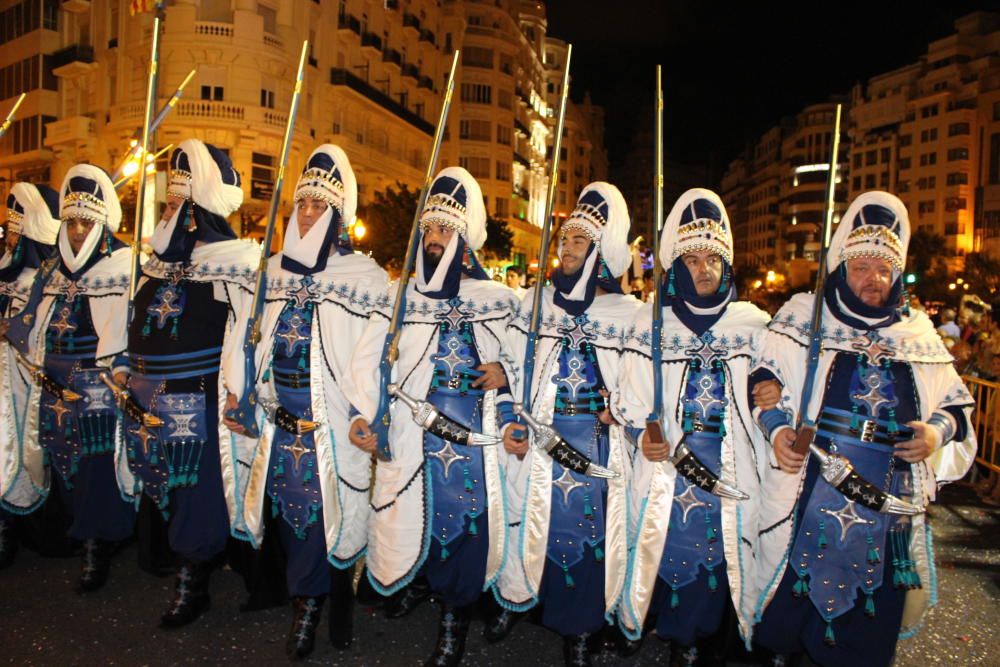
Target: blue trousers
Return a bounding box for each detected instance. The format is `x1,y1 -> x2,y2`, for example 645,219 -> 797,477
52,452 -> 133,542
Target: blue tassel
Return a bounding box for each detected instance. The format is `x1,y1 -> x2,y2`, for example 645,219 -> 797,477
272,502 -> 280,518
440,543 -> 450,562
670,588 -> 679,609
818,520 -> 828,549
464,469 -> 473,492
864,592 -> 875,617
792,571 -> 809,597
468,517 -> 478,536
594,546 -> 603,562
824,621 -> 836,646
583,494 -> 593,520
563,565 -> 575,588
666,269 -> 676,297
707,570 -> 718,592
275,457 -> 285,477
867,535 -> 880,564
303,467 -> 314,483
682,410 -> 693,434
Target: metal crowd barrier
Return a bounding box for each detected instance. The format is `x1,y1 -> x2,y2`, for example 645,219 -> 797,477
962,375 -> 999,474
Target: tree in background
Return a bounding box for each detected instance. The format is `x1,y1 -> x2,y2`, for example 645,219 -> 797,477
359,182 -> 418,271
482,214 -> 514,263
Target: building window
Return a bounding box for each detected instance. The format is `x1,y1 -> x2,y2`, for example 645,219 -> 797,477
496,160 -> 510,181
920,104 -> 938,118
865,150 -> 877,166
201,85 -> 224,101
853,153 -> 862,168
898,134 -> 912,147
251,152 -> 276,200
497,125 -> 512,146
462,47 -> 493,69
864,174 -> 876,189
989,133 -> 1000,185
260,88 -> 275,109
458,156 -> 490,179
919,128 -> 937,142
898,157 -> 911,170
852,176 -> 861,190
498,89 -> 513,110
918,201 -> 935,215
919,152 -> 937,166
944,197 -> 967,212
495,197 -> 508,218
460,83 -> 492,105
880,148 -> 891,163
947,147 -> 969,161
459,119 -> 490,141
948,122 -> 970,137
946,172 -> 968,186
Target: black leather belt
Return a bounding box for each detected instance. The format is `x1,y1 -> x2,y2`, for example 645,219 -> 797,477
817,409 -> 913,448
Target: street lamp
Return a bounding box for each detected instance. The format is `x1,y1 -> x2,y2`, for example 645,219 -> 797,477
351,217 -> 366,240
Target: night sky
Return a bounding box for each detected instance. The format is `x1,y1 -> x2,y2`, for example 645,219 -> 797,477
545,0 -> 995,180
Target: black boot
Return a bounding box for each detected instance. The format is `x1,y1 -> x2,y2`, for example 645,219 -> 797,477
562,633 -> 594,667
286,595 -> 326,660
425,604 -> 470,667
0,519 -> 18,569
386,577 -> 431,618
669,641 -> 699,667
328,565 -> 354,650
483,607 -> 522,643
606,624 -> 643,658
355,564 -> 383,607
160,560 -> 212,628
76,539 -> 113,593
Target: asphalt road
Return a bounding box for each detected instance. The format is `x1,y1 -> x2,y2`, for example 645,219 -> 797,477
0,484 -> 996,666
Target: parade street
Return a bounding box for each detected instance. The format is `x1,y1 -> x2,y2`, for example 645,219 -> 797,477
0,485 -> 995,667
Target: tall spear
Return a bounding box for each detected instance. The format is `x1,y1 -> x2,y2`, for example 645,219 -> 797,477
126,15 -> 162,327
226,41 -> 310,437
0,93 -> 26,140
367,51 -> 461,461
508,46 -> 616,479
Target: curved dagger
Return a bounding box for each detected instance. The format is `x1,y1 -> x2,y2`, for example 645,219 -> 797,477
669,437 -> 749,501
388,383 -> 501,447
98,372 -> 164,428
809,443 -> 924,515
512,404 -> 619,479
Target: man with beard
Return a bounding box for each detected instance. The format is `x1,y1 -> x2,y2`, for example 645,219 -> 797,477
222,145 -> 386,659
613,189 -> 770,666
0,165 -> 136,591
345,167 -> 517,667
0,182 -> 61,567
750,192 -> 977,667
122,139 -> 258,627
493,183 -> 639,667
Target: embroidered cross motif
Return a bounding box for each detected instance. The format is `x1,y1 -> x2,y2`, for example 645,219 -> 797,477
553,468 -> 584,505
436,297 -> 471,331
287,275 -> 319,309
820,499 -> 873,541
851,331 -> 896,365
280,435 -> 310,472
557,314 -> 595,350
49,306 -> 77,338
429,441 -> 465,479
150,287 -> 183,327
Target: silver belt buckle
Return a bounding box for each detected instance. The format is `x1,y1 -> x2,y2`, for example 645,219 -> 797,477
860,419 -> 876,443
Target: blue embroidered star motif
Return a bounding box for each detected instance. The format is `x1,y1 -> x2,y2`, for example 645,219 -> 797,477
687,331 -> 724,367
436,298 -> 471,331
287,275 -> 319,309
558,314 -> 595,350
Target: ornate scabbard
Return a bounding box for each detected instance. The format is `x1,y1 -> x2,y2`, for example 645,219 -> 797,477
388,383 -> 500,447
13,348 -> 82,403
98,372 -> 164,428
809,443 -> 924,516
646,418 -> 749,500
259,397 -> 319,436
513,403 -> 618,479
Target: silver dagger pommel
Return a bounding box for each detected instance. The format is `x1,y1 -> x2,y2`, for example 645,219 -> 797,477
388,383 -> 500,447
512,403 -> 619,479
808,444 -> 924,516
670,439 -> 750,501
